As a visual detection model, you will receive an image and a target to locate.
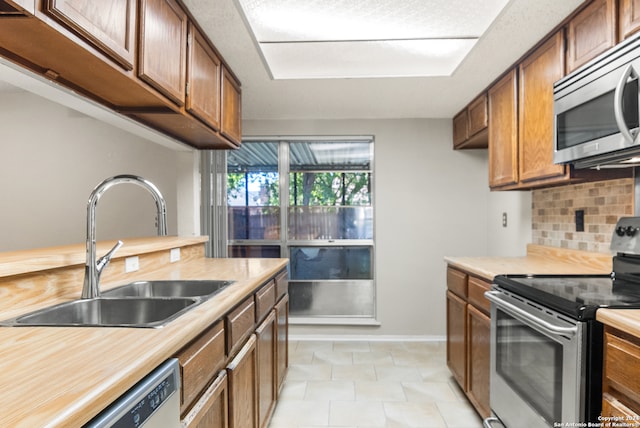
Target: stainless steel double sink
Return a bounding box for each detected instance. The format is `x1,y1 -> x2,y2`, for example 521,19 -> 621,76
0,280 -> 234,328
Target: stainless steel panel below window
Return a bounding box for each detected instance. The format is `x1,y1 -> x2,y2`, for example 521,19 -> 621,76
289,280 -> 374,317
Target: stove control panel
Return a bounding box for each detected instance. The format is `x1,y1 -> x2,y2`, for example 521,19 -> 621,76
611,217 -> 640,254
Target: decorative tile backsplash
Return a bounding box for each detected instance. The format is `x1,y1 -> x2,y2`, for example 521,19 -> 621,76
531,178 -> 634,253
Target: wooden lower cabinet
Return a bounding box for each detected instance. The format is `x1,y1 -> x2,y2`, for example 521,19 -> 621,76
227,334 -> 259,428
446,290 -> 467,389
275,294 -> 289,395
602,327 -> 640,419
256,311 -> 277,428
182,371 -> 229,428
467,305 -> 491,419
446,266 -> 491,419
176,270 -> 289,428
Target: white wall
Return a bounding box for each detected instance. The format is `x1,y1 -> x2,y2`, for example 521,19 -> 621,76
244,118 -> 530,339
0,86 -> 532,338
0,90 -> 197,252
486,190 -> 532,256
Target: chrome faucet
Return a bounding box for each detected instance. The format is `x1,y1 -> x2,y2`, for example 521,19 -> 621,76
81,174 -> 168,299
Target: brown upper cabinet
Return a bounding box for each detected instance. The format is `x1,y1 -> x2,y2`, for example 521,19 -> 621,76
566,0 -> 617,73
453,93 -> 488,150
139,0 -> 188,106
221,67 -> 242,146
43,0 -> 136,70
488,69 -> 518,188
187,23 -> 222,131
518,32 -> 567,184
0,0 -> 242,149
620,0 -> 640,40
489,33 -> 571,189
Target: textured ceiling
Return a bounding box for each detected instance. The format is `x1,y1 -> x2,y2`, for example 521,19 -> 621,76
235,0 -> 510,79
182,0 -> 586,121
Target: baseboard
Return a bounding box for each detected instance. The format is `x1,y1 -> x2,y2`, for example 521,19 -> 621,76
289,334 -> 446,342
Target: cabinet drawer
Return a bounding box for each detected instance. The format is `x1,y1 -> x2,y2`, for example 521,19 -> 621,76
176,320 -> 226,414
605,331 -> 640,409
468,276 -> 491,315
447,267 -> 468,299
181,370 -> 228,428
226,297 -> 256,356
274,269 -> 288,301
603,392 -> 640,420
255,280 -> 276,323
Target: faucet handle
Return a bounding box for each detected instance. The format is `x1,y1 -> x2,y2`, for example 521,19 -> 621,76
96,240 -> 123,272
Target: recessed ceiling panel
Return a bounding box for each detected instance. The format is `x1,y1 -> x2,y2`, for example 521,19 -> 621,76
262,39 -> 477,79
235,0 -> 510,79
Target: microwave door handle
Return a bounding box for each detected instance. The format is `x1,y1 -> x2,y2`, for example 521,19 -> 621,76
614,64 -> 639,144
485,290 -> 578,338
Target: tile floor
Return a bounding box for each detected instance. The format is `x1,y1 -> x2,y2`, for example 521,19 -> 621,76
268,340 -> 484,428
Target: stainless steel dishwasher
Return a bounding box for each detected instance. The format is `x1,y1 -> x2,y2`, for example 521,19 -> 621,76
84,359 -> 181,428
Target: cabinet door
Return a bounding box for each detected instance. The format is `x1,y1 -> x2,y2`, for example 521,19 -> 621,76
467,305 -> 491,419
446,290 -> 467,390
620,0 -> 640,40
256,311 -> 277,428
452,110 -> 468,148
468,94 -> 488,138
44,0 -> 136,69
227,334 -> 258,428
187,23 -> 221,130
275,294 -> 289,395
221,67 -> 242,146
139,0 -> 187,105
567,0 -> 616,73
182,371 -> 229,428
488,69 -> 519,188
518,32 -> 566,183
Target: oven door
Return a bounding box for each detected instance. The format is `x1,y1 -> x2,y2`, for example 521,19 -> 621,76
485,290 -> 586,428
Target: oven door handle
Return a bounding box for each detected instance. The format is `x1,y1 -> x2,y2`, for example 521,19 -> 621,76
485,291 -> 578,338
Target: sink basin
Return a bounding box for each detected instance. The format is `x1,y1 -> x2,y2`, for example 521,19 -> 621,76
1,297 -> 199,328
102,280 -> 234,299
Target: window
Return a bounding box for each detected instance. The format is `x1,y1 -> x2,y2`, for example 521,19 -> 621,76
225,137 -> 375,322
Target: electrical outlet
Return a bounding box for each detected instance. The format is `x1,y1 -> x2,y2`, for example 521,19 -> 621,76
576,209 -> 585,232
125,256 -> 139,273
170,248 -> 180,263
502,212 -> 508,228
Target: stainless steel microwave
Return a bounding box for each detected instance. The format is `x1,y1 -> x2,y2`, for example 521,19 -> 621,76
554,33 -> 640,169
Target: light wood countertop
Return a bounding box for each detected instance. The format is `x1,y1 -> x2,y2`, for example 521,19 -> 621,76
0,238 -> 288,427
0,236 -> 208,277
597,309 -> 640,337
444,244 -> 613,279
446,244 -> 640,342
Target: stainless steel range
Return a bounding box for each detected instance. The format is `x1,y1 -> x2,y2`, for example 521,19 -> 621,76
483,217 -> 640,428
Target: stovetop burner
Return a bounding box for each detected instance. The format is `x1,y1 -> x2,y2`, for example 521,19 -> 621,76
491,217 -> 640,320
493,274 -> 640,320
